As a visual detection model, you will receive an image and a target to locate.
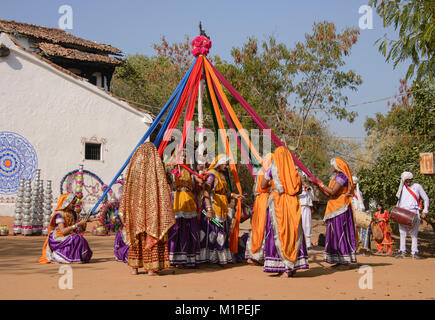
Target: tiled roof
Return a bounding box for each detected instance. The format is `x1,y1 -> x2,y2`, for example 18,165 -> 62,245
4,33 -> 154,118
37,42 -> 122,65
0,19 -> 122,54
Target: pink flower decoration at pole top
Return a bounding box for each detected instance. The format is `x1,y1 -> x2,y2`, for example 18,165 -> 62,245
191,35 -> 212,57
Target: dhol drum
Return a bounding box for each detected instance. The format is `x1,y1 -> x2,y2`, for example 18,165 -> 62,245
391,206 -> 418,228
354,210 -> 372,229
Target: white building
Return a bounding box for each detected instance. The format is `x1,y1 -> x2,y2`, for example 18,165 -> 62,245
0,21 -> 154,216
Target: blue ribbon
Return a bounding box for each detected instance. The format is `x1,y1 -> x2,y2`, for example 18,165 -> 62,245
87,60 -> 196,218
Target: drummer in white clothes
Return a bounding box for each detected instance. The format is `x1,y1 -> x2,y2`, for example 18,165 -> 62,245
299,174 -> 315,250
395,171 -> 429,259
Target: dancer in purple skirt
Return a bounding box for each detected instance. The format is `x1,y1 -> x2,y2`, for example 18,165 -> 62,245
199,154 -> 243,265
167,154 -> 201,268
38,193 -> 93,264
260,147 -> 309,277
315,157 -> 357,267
114,228 -> 129,263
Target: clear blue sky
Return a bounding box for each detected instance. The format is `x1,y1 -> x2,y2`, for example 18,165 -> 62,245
2,0 -> 409,141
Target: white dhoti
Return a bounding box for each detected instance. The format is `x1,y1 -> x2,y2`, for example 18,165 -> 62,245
301,205 -> 312,248
399,210 -> 420,254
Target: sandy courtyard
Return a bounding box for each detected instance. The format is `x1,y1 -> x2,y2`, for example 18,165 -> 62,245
1,216 -> 435,300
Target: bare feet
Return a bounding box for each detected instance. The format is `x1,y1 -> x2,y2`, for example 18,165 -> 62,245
281,271 -> 296,278
147,271 -> 159,276
247,259 -> 255,264
131,268 -> 138,275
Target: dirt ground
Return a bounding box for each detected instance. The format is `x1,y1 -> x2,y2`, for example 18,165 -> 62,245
1,216 -> 435,300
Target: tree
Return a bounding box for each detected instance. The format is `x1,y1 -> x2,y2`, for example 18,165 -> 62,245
111,23 -> 363,179
111,36 -> 192,114
369,0 -> 435,81
358,79 -> 435,231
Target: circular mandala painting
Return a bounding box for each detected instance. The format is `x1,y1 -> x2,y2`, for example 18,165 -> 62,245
0,132 -> 38,195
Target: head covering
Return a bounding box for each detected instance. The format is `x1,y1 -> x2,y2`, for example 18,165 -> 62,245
352,176 -> 365,210
119,142 -> 175,247
331,157 -> 355,196
258,153 -> 273,175
58,193 -> 77,210
269,146 -> 302,264
208,154 -> 231,170
274,146 -> 301,195
396,171 -> 413,199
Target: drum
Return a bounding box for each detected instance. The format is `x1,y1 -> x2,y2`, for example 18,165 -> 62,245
371,221 -> 384,243
354,210 -> 372,229
391,206 -> 418,228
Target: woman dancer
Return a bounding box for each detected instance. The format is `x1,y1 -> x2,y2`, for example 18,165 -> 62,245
167,154 -> 200,268
199,154 -> 243,265
261,146 -> 309,277
316,157 -> 357,267
119,142 -> 175,275
37,193 -> 93,264
245,153 -> 273,265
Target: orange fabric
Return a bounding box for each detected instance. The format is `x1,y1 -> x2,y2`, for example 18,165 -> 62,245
375,210 -> 393,245
324,157 -> 354,219
377,243 -> 392,252
269,146 -> 302,263
204,70 -> 243,254
37,193 -> 70,264
251,153 -> 273,253
36,236 -> 51,264
204,58 -> 263,164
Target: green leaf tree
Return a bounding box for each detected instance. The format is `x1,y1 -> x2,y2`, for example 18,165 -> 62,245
369,0 -> 435,81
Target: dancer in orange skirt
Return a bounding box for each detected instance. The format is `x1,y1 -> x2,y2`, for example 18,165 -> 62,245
374,203 -> 393,255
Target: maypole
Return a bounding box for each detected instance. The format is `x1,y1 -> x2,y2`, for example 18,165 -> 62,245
196,22 -> 207,164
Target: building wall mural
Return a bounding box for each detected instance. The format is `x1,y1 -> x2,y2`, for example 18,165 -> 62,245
0,131 -> 38,195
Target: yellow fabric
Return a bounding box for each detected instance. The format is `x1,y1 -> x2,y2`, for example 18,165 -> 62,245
207,168 -> 229,219
251,153 -> 274,254
173,191 -> 197,213
173,167 -> 197,213
269,146 -> 302,263
204,59 -> 243,254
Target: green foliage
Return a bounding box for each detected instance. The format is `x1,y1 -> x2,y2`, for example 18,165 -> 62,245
358,80 -> 434,219
369,0 -> 435,81
111,22 -> 363,181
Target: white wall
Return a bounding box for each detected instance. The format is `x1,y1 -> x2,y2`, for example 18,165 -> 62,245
0,33 -> 153,216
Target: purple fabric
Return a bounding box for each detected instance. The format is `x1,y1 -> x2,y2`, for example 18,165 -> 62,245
168,217 -> 201,266
263,209 -> 309,274
48,232 -> 92,264
210,63 -> 319,185
211,80 -> 254,177
264,168 -> 272,180
206,173 -> 215,186
233,232 -> 249,263
335,173 -> 348,187
114,231 -> 129,263
199,205 -> 232,264
324,206 -> 357,265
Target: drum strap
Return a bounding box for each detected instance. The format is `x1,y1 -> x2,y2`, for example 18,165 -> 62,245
405,185 -> 422,210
